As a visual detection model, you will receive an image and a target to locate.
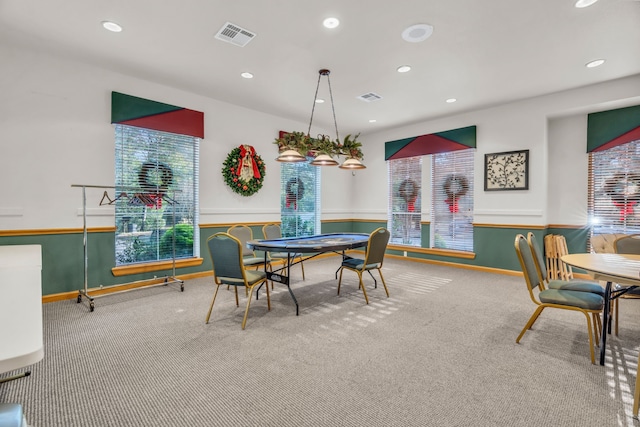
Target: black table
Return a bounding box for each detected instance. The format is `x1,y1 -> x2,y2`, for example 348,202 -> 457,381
247,233 -> 369,315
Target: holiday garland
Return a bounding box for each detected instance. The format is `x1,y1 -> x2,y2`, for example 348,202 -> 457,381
222,145 -> 266,197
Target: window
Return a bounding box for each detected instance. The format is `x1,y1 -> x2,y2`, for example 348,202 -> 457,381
589,139 -> 640,235
114,124 -> 199,265
280,159 -> 320,237
431,149 -> 474,251
388,157 -> 422,246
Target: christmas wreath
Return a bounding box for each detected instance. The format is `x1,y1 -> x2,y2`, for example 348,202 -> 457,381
138,162 -> 173,191
443,174 -> 469,213
398,179 -> 419,212
285,177 -> 305,209
603,172 -> 640,220
222,145 -> 266,197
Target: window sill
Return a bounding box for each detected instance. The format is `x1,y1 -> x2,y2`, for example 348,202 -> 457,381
112,258 -> 204,277
388,244 -> 476,260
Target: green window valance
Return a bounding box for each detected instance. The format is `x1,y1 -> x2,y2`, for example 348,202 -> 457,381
385,125 -> 476,160
111,92 -> 204,138
587,104 -> 640,153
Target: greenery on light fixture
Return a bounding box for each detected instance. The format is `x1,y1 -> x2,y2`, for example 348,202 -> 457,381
273,131 -> 364,160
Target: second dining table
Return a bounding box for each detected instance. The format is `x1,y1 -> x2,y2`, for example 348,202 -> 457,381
561,253 -> 640,366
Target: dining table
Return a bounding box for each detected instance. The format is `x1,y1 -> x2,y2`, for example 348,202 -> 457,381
561,253 -> 640,366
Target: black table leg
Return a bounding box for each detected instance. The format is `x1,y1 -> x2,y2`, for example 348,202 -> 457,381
600,281 -> 612,366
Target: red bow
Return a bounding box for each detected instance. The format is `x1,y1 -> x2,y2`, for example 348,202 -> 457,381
236,145 -> 261,179
612,200 -> 637,221
445,198 -> 459,213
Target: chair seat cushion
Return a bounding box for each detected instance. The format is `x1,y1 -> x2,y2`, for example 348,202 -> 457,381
219,270 -> 266,286
341,257 -> 380,271
242,257 -> 266,266
547,280 -> 605,296
539,289 -> 604,310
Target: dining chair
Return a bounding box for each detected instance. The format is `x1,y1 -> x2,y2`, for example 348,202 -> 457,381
205,232 -> 270,330
337,227 -> 390,304
262,223 -> 305,282
514,234 -> 604,364
528,233 -> 605,297
611,234 -> 640,336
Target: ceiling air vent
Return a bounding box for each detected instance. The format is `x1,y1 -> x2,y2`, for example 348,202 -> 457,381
357,92 -> 383,102
214,22 -> 256,47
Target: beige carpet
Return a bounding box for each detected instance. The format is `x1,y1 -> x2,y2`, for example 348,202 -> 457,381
1,256 -> 639,426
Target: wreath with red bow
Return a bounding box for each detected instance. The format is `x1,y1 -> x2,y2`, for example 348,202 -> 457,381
603,172 -> 640,221
222,145 -> 266,197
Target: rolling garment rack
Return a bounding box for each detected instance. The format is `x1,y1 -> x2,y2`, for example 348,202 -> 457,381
71,184 -> 184,312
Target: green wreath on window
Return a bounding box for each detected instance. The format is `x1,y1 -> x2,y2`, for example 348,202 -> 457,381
222,145 -> 266,197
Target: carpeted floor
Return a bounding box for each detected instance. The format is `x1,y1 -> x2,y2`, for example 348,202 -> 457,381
1,256 -> 639,426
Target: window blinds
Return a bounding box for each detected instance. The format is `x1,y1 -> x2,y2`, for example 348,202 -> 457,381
388,157 -> 422,246
589,139 -> 640,235
114,124 -> 199,265
431,149 -> 474,251
280,159 -> 321,237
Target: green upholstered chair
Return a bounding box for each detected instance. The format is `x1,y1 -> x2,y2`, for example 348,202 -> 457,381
611,234 -> 640,336
528,232 -> 605,296
206,232 -> 270,330
514,234 -> 604,364
227,225 -> 271,271
262,223 -> 305,282
337,227 -> 390,304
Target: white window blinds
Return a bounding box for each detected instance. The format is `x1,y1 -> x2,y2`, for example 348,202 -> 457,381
280,159 -> 321,237
431,149 -> 474,251
114,124 -> 199,265
589,139 -> 640,235
388,157 -> 422,246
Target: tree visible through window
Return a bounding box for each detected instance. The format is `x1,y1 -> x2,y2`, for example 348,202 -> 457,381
114,124 -> 199,265
280,159 -> 320,237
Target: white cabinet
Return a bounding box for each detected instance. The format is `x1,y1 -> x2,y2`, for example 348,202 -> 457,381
0,245 -> 44,374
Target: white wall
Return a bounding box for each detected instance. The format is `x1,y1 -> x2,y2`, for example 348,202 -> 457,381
356,74 -> 640,226
2,41 -> 639,231
0,43 -> 345,230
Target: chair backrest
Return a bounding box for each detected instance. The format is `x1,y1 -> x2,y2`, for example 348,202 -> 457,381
207,232 -> 246,282
614,234 -> 640,255
263,223 -> 282,240
514,234 -> 543,303
364,228 -> 390,266
527,232 -> 549,287
227,225 -> 255,258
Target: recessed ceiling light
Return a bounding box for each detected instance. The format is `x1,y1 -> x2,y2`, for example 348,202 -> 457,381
323,17 -> 340,29
586,59 -> 605,68
240,72 -> 254,79
369,119 -> 377,123
575,0 -> 598,8
401,23 -> 434,43
315,98 -> 325,104
397,65 -> 411,73
101,21 -> 122,32
446,98 -> 457,103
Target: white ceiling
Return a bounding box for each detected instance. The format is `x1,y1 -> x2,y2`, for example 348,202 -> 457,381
2,0 -> 639,136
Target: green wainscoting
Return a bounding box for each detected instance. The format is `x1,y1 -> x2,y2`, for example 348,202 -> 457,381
1,223 -> 588,297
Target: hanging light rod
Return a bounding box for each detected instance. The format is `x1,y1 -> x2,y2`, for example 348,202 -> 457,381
274,69 -> 366,169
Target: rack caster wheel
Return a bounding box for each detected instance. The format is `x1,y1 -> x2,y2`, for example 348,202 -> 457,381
89,302 -> 95,312
77,294 -> 82,303
180,283 -> 184,292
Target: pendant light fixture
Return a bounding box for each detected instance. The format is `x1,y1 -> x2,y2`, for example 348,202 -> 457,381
275,69 -> 366,169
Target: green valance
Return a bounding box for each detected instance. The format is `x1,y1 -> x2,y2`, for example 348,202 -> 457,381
385,125 -> 476,160
587,104 -> 640,152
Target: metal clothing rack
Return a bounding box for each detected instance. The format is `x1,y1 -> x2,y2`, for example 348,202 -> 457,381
71,184 -> 184,312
